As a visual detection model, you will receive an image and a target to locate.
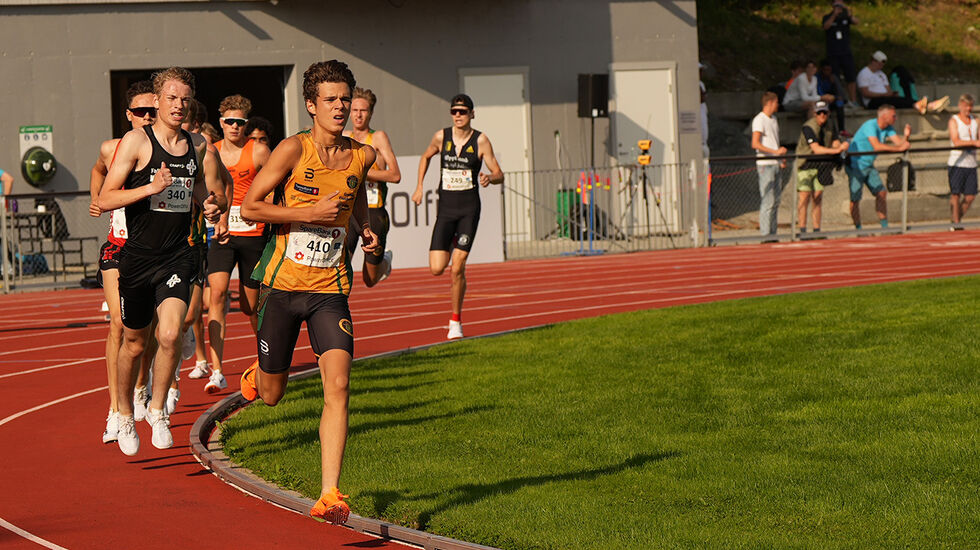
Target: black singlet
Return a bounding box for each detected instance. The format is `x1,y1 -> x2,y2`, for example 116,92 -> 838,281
124,126 -> 199,254
438,127 -> 482,210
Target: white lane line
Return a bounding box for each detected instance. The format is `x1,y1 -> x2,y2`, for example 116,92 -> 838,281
0,517 -> 69,550
0,358 -> 98,379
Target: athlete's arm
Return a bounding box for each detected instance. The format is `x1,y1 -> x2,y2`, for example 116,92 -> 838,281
477,134 -> 505,186
253,141 -> 272,172
366,130 -> 401,184
206,141 -> 234,242
98,130 -> 168,212
412,130 -> 442,205
356,146 -> 379,254
198,139 -> 229,224
88,139 -> 115,217
241,136 -> 340,225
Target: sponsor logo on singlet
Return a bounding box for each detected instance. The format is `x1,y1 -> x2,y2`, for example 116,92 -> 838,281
346,175 -> 359,189
294,183 -> 319,195
187,158 -> 197,176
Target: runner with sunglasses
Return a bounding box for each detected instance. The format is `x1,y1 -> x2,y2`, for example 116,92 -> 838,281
98,67 -> 227,455
412,94 -> 503,339
89,80 -> 156,444
343,87 -> 400,286
196,95 -> 271,393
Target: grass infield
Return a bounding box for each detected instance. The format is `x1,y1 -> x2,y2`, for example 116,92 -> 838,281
221,277 -> 979,549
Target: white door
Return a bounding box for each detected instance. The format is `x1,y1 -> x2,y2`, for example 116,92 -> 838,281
611,65 -> 682,233
461,70 -> 532,243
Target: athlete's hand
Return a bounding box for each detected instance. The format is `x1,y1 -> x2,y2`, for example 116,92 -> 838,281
203,191 -> 222,224
479,172 -> 492,187
308,191 -> 341,224
148,162 -> 172,196
89,201 -> 103,217
360,227 -> 379,254
411,188 -> 423,205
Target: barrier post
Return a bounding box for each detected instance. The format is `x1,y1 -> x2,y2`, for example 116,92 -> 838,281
1,197 -> 10,293
901,150 -> 910,233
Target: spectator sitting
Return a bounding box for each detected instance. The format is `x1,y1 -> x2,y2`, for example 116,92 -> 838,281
818,59 -> 849,131
768,60 -> 804,111
890,65 -> 949,112
947,94 -> 979,225
784,60 -> 836,116
857,51 -> 930,113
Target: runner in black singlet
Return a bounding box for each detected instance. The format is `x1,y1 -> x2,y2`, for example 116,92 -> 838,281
98,67 -> 227,456
412,94 -> 503,339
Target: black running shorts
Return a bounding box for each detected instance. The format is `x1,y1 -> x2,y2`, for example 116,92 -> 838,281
118,246 -> 197,330
191,244 -> 207,287
207,235 -> 266,289
345,207 -> 390,265
430,207 -> 480,253
255,287 -> 353,374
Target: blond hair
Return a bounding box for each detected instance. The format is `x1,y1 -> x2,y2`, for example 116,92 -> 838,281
152,67 -> 195,96
218,94 -> 252,117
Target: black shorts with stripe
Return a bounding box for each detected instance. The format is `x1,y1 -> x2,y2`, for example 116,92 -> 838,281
255,286 -> 353,374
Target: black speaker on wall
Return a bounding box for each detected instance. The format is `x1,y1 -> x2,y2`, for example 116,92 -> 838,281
578,73 -> 609,118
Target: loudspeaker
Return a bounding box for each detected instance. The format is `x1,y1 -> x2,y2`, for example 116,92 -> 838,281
578,73 -> 609,118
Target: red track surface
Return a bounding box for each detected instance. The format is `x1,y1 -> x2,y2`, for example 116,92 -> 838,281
2,231 -> 980,549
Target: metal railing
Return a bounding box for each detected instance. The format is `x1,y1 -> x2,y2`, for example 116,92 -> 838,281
1,191 -> 105,293
500,163 -> 699,260
708,145 -> 978,244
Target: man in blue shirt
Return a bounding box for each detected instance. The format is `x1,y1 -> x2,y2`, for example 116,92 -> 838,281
846,104 -> 911,229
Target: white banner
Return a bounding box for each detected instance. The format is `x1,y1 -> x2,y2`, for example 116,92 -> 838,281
349,154 -> 504,269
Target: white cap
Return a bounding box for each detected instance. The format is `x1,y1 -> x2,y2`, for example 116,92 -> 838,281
872,50 -> 887,62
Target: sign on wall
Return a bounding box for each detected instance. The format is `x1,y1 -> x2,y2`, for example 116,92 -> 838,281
19,125 -> 54,157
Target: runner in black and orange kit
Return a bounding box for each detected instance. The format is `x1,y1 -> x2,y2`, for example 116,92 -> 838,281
240,60 -> 378,524
412,94 -> 503,339
343,87 -> 400,286
98,67 -> 227,456
199,95 -> 271,394
89,80 -> 155,444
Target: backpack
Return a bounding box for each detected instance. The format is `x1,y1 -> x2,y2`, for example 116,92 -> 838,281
886,159 -> 916,192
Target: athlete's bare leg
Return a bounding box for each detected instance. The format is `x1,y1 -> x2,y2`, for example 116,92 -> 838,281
449,248 -> 469,316
240,281 -> 259,333
135,317 -> 157,389
428,250 -> 451,275
101,269 -> 123,412
117,326 -> 151,417
207,271 -> 231,374
149,298 -> 189,411
318,349 -> 351,494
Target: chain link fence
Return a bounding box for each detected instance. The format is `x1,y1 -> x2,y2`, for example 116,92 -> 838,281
708,146 -> 978,244
2,191 -> 107,292
501,163 -> 699,260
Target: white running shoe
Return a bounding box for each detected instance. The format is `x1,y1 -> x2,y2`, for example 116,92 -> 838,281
102,409 -> 118,444
146,408 -> 173,449
133,386 -> 149,422
188,360 -> 210,379
180,325 -> 195,361
165,388 -> 180,415
204,371 -> 227,394
447,320 -> 463,340
378,250 -> 393,282
116,414 -> 139,456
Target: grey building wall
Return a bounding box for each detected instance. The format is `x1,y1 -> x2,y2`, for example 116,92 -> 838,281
0,0 -> 699,197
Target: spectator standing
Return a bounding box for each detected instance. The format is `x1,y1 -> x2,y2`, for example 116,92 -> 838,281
947,94 -> 979,225
857,51 -> 928,112
700,62 -> 709,156
795,101 -> 848,233
751,91 -> 787,237
784,60 -> 836,115
846,104 -> 911,229
822,1 -> 859,106
818,59 -> 849,131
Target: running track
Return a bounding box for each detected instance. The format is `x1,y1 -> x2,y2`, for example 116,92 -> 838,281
2,231 -> 979,549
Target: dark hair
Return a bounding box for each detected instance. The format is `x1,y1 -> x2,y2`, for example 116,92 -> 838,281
245,116 -> 273,137
152,67 -> 196,96
819,58 -> 831,68
125,80 -> 154,107
790,59 -> 805,71
353,87 -> 377,112
302,60 -> 356,106
451,93 -> 474,110
191,99 -> 208,126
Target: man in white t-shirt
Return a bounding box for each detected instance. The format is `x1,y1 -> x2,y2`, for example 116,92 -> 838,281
856,51 -> 925,112
751,91 -> 787,238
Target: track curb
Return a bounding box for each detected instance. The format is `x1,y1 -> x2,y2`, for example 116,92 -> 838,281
189,341 -> 514,550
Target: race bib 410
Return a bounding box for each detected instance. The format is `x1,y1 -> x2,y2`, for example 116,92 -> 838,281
285,223 -> 346,268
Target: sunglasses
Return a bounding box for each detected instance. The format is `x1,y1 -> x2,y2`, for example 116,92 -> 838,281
128,107 -> 157,118
816,111 -> 830,116
450,108 -> 470,116
221,117 -> 248,127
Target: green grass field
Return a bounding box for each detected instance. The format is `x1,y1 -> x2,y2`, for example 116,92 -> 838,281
221,277 -> 979,549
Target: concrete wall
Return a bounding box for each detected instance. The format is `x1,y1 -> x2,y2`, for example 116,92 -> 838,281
0,0 -> 700,195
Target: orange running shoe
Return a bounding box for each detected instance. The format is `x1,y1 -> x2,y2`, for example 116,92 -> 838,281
240,360 -> 259,402
310,487 -> 350,524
